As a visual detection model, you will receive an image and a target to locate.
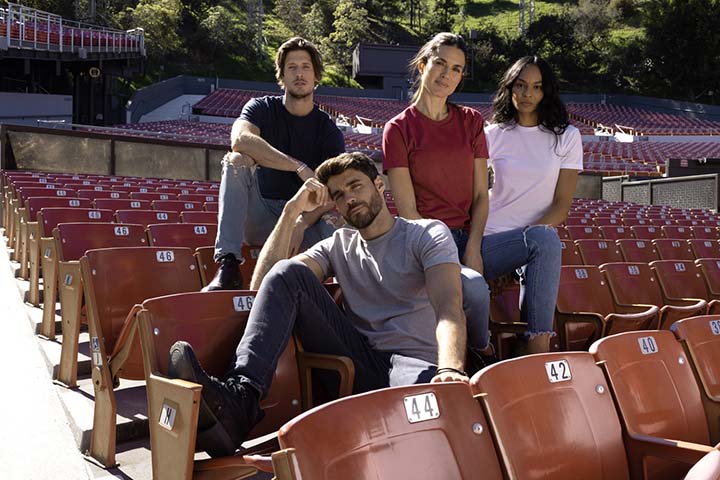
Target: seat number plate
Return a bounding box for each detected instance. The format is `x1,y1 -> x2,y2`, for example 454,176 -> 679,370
233,295 -> 254,312
638,336 -> 658,355
159,403 -> 177,430
710,320 -> 720,336
156,213 -> 168,220
193,225 -> 207,235
403,392 -> 440,424
114,226 -> 130,236
545,360 -> 572,383
156,251 -> 175,262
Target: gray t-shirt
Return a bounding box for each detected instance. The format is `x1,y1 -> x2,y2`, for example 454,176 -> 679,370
303,217 -> 459,363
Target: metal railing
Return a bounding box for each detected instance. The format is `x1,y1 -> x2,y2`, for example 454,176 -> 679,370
1,2 -> 145,56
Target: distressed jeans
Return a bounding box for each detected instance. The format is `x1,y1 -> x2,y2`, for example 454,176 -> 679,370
213,162 -> 334,262
228,259 -> 439,397
453,225 -> 561,335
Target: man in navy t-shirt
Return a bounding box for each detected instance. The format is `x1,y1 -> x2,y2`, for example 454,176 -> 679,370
204,37 -> 345,291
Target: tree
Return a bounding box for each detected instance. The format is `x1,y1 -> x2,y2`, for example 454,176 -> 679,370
129,0 -> 184,59
274,0 -> 304,37
642,0 -> 720,101
425,0 -> 459,33
325,0 -> 370,73
303,2 -> 330,45
199,5 -> 248,63
572,0 -> 617,53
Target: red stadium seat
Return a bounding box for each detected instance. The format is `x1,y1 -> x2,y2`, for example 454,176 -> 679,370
180,211 -> 217,224
115,209 -> 180,227
650,260 -> 717,314
560,239 -> 582,265
575,239 -> 624,266
567,226 -> 603,241
653,238 -> 695,261
147,223 -> 217,251
616,238 -> 660,263
689,239 -> 720,260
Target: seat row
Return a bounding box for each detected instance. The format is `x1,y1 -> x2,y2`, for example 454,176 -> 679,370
557,224 -> 720,242
140,302 -> 720,480
561,238 -> 720,264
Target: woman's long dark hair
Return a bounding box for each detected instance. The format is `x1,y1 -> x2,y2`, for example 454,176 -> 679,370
408,32 -> 468,104
491,56 -> 569,136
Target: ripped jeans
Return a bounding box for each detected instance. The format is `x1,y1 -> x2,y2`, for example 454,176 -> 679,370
452,225 -> 561,336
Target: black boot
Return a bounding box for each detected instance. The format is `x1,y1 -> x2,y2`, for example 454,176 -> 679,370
202,253 -> 242,291
168,341 -> 264,457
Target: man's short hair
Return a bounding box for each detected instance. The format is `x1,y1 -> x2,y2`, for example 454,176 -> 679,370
275,37 -> 324,87
316,152 -> 379,185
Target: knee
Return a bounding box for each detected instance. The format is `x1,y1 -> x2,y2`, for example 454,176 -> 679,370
524,225 -> 561,258
265,259 -> 316,286
461,268 -> 490,306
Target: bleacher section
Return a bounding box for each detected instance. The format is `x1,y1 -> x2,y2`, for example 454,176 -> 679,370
569,103 -> 720,136
4,168 -> 720,478
1,2 -> 144,56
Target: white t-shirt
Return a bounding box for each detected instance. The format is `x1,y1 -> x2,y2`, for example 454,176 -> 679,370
484,123 -> 583,235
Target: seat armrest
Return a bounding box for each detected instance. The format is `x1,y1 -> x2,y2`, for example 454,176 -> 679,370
296,351 -> 355,408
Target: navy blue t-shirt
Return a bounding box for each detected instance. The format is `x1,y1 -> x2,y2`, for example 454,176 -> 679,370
239,96 -> 345,200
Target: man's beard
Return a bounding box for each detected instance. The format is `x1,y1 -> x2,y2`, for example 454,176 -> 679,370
287,87 -> 313,100
344,191 -> 383,229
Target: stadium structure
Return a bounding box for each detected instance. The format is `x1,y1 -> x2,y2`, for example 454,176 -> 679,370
1,3 -> 720,479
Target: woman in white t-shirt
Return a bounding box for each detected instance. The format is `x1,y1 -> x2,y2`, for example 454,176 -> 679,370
482,56 -> 583,353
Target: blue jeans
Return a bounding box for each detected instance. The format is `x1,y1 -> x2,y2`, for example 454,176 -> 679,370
228,259 -> 438,397
214,162 -> 335,262
452,225 -> 561,336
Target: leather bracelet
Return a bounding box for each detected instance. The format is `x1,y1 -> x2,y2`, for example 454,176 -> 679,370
435,367 -> 468,377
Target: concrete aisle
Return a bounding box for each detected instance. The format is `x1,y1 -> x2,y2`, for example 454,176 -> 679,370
0,233 -> 93,480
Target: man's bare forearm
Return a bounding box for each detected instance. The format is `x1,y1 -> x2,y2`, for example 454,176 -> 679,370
249,202 -> 304,289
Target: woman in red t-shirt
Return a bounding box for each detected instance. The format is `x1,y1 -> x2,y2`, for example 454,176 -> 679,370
383,32 -> 494,365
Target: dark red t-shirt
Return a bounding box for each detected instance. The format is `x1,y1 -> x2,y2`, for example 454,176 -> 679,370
383,104 -> 488,230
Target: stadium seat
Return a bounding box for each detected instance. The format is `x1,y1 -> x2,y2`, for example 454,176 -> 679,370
128,192 -> 177,202
598,225 -> 632,240
554,225 -> 571,240
631,225 -> 662,239
692,227 -> 720,240
560,240 -> 582,265
594,217 -> 622,227
651,260 -> 718,314
93,198 -> 151,211
617,239 -> 660,263
622,217 -> 650,227
180,211 -> 217,224
565,216 -> 593,226
80,246 -> 203,467
271,382 -> 501,480
663,226 -> 694,240
575,239 -> 624,265
689,240 -> 720,260
115,209 -> 180,227
653,238 -> 696,260
600,262 -> 707,330
137,290 -> 354,479
591,331 -> 716,480
557,266 -> 658,349
151,200 -> 202,213
195,245 -> 262,290
471,352 -> 635,479
77,189 -> 130,201
671,315 -> 720,445
204,201 -> 219,212
177,193 -> 218,203
19,196 -> 92,280
567,226 -> 603,240
147,223 -> 217,251
696,259 -> 720,303
52,223 -> 148,386
29,207 -> 114,307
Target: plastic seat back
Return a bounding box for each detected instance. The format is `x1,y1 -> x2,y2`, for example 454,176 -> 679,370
138,291 -> 303,438
471,352 -> 629,480
147,223 -> 217,251
93,198 -> 150,211
591,330 -> 711,480
560,239 -> 581,265
180,211 -> 217,224
662,226 -> 694,240
617,239 -> 659,263
26,196 -> 91,221
631,225 -> 661,240
697,259 -> 720,299
654,239 -> 695,260
567,225 -> 603,240
115,209 -> 180,227
151,200 -> 202,213
689,240 -> 720,260
195,245 -> 262,289
575,239 -> 624,266
651,260 -> 710,306
55,223 -> 148,261
81,246 -> 202,378
601,262 -> 663,306
672,315 -> 720,444
692,227 -> 720,240
39,207 -> 115,236
274,383 -> 502,480
599,225 -> 632,240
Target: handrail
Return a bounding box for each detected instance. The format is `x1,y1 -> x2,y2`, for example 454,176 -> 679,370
1,2 -> 144,56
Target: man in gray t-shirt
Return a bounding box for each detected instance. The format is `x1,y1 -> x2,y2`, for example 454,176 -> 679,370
168,152 -> 490,458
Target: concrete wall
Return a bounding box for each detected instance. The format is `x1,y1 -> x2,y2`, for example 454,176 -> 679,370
602,174 -> 719,211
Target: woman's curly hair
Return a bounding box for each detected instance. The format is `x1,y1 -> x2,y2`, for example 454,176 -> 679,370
491,56 -> 569,139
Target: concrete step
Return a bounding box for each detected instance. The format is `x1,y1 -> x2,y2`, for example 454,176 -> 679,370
38,329 -> 92,379
57,376 -> 150,453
